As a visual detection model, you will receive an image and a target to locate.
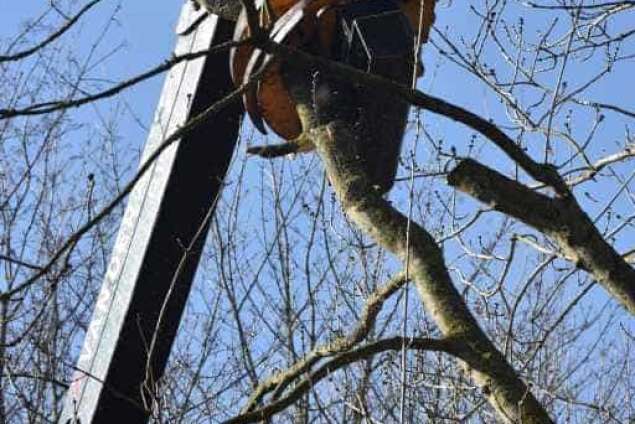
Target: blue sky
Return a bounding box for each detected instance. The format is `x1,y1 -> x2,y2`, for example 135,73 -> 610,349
1,2 -> 633,419
1,1 -> 180,149
2,0 -> 633,315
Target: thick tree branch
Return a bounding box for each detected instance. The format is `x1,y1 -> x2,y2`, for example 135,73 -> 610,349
308,122 -> 553,423
448,159 -> 635,315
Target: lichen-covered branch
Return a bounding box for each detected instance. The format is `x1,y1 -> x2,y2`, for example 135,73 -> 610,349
308,122 -> 553,423
448,159 -> 635,315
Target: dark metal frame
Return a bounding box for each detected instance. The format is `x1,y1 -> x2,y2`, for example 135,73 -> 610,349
59,5 -> 241,423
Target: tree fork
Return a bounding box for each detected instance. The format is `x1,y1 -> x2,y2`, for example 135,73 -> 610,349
307,120 -> 553,423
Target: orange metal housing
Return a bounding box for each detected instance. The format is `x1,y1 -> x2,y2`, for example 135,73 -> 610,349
231,0 -> 437,140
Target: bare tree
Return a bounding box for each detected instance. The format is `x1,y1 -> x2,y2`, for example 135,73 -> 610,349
0,1 -> 633,423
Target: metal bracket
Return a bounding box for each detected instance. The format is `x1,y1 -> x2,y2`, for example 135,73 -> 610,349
337,0 -> 414,81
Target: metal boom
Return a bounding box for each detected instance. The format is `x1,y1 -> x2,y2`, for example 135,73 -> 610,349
60,4 -> 241,423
